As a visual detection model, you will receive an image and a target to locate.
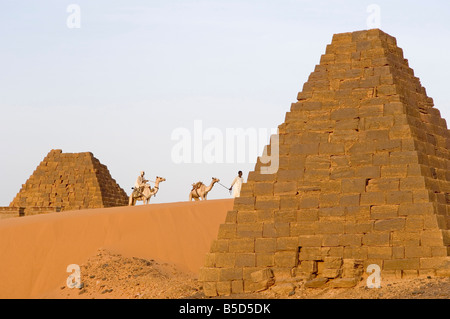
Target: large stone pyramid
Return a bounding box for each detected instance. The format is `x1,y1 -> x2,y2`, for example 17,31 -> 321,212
10,149 -> 128,211
199,29 -> 450,296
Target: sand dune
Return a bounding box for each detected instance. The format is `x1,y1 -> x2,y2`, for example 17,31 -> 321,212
0,199 -> 233,299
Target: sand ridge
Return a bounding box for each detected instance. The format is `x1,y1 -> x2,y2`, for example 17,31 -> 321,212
0,199 -> 233,298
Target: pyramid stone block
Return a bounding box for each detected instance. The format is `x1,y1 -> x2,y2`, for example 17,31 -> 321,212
200,29 -> 450,296
10,149 -> 128,211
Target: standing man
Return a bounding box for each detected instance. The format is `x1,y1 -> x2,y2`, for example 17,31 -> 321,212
229,171 -> 243,198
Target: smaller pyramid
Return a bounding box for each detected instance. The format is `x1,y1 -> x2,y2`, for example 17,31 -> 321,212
10,149 -> 128,211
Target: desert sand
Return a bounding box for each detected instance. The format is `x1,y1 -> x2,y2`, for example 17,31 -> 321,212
0,199 -> 233,299
1,197 -> 448,300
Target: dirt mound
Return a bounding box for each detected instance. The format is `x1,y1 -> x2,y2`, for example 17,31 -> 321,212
52,249 -> 201,299
50,249 -> 449,299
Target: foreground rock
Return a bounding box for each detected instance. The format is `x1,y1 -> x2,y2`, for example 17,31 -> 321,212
48,249 -> 449,299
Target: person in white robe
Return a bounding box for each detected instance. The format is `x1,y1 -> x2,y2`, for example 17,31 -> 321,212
135,171 -> 149,193
229,171 -> 243,198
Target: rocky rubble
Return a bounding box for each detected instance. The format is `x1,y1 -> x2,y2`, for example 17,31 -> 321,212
54,249 -> 449,299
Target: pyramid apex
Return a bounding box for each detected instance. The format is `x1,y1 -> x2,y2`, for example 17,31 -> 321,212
45,149 -> 62,159
46,149 -> 95,158
331,29 -> 397,46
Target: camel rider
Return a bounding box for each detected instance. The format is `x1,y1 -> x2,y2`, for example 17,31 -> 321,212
135,171 -> 149,195
229,171 -> 243,198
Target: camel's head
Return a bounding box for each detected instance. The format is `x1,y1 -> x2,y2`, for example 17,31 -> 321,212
212,177 -> 220,183
156,176 -> 166,182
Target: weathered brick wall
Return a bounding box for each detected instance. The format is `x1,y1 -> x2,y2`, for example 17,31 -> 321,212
199,29 -> 450,296
9,149 -> 128,212
0,206 -> 60,220
0,207 -> 20,220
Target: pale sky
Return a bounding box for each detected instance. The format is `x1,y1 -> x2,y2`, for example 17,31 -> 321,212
1,0 -> 449,205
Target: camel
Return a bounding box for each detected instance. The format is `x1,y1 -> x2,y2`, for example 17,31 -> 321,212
189,177 -> 220,201
129,176 -> 166,206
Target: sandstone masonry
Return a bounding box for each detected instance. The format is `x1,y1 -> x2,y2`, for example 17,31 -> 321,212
199,29 -> 450,296
9,149 -> 128,212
